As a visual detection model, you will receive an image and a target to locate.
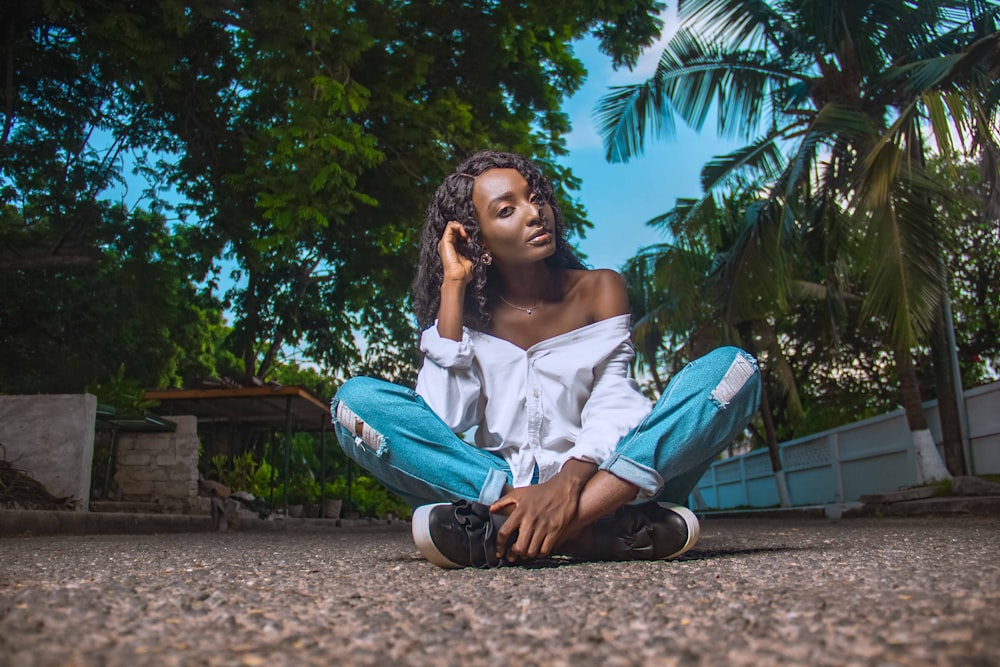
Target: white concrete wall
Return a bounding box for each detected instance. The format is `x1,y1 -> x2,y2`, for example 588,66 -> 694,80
695,380 -> 1000,509
115,416 -> 199,510
0,394 -> 97,510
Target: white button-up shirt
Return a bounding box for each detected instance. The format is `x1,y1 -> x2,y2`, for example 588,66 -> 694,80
415,314 -> 653,488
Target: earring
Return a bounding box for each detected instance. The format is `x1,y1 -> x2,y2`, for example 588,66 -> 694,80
481,252 -> 493,266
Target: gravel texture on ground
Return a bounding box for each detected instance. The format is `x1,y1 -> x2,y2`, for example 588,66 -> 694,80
1,516 -> 998,666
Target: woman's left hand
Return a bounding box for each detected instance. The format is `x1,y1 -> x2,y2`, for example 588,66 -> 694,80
490,477 -> 582,562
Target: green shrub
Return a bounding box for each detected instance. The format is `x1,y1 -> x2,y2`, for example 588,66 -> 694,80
250,461 -> 276,501
350,475 -> 412,519
286,476 -> 320,505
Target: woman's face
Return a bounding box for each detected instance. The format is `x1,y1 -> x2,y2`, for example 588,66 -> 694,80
471,168 -> 556,266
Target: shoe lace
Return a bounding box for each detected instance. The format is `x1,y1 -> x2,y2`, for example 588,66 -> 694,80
612,506 -> 656,560
453,501 -> 502,568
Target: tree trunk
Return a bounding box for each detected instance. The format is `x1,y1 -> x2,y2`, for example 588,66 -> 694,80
648,361 -> 665,395
893,346 -> 952,484
929,294 -> 968,475
738,321 -> 790,506
759,381 -> 791,507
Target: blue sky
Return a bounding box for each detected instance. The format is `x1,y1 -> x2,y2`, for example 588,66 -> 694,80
559,27 -> 742,271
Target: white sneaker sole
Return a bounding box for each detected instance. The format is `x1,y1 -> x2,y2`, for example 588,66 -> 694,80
658,502 -> 700,559
411,503 -> 463,569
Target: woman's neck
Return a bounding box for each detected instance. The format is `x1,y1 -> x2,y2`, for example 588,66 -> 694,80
492,262 -> 558,305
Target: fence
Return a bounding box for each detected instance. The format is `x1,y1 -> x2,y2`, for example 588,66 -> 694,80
693,380 -> 1000,509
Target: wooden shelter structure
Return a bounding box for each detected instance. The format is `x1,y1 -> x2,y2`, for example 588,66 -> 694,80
144,385 -> 336,512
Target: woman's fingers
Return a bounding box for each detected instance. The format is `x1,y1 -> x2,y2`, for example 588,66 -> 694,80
438,221 -> 474,282
515,517 -> 562,560
492,495 -> 519,558
440,221 -> 469,249
521,526 -> 548,560
447,220 -> 469,240
496,514 -> 520,559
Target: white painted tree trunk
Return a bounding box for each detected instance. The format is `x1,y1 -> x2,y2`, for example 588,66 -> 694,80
912,428 -> 952,484
774,469 -> 791,507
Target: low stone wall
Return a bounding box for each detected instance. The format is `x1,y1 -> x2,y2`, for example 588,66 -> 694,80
0,394 -> 97,510
114,416 -> 199,513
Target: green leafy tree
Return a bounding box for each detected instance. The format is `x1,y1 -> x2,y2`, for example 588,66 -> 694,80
930,156 -> 1000,388
1,0 -> 667,391
0,205 -> 229,393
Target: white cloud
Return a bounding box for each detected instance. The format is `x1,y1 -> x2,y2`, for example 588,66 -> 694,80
608,4 -> 679,85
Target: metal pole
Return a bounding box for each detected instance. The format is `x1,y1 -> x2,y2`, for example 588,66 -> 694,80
283,397 -> 292,512
319,414 -> 327,515
268,429 -> 275,507
943,291 -> 974,473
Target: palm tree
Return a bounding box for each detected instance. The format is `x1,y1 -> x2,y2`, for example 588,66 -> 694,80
626,188 -> 843,506
599,0 -> 1000,483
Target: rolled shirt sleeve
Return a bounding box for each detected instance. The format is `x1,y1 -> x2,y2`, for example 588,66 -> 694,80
572,337 -> 653,466
415,322 -> 482,433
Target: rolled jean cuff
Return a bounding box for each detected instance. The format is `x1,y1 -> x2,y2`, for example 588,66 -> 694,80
478,469 -> 509,505
599,452 -> 664,502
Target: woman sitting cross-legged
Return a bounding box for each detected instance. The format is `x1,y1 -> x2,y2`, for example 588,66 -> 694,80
331,150 -> 761,568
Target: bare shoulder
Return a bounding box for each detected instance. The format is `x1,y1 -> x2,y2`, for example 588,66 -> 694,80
565,269 -> 629,321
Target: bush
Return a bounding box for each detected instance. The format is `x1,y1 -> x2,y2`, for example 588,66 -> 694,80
208,452 -> 260,493
286,476 -> 320,506
350,476 -> 412,519
250,461 -> 276,501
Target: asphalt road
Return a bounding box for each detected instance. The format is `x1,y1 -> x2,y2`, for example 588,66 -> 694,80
2,516 -> 998,666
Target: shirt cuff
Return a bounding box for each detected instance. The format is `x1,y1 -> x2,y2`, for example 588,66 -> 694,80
419,321 -> 474,369
564,438 -> 613,468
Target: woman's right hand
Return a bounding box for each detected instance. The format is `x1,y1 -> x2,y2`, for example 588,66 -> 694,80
438,221 -> 474,285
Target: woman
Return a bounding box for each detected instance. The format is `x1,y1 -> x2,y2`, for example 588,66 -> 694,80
332,150 -> 760,568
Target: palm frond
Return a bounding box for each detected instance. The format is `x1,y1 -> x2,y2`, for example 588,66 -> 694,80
901,1 -> 1000,62
711,197 -> 790,324
923,91 -> 964,156
623,239 -> 717,376
678,0 -> 803,53
595,29 -> 803,162
858,171 -> 947,349
809,104 -> 879,144
595,82 -> 674,164
878,54 -> 965,96
859,101 -> 924,210
663,32 -> 804,137
700,130 -> 787,192
645,197 -> 703,232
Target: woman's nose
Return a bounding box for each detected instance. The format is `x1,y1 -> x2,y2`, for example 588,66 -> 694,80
527,198 -> 543,221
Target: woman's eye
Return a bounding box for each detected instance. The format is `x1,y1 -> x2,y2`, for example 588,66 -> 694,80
498,206 -> 514,217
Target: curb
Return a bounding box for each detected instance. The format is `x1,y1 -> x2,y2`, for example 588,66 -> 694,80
1,509 -> 214,537
698,503 -> 857,520
858,495 -> 1000,517
697,496 -> 1000,520
0,509 -> 410,538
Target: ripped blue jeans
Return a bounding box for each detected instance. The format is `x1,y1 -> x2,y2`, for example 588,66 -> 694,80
330,347 -> 761,508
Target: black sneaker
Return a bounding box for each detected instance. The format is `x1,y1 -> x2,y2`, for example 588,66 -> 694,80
593,501 -> 700,561
411,500 -> 507,569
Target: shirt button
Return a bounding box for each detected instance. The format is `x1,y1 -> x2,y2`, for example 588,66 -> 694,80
532,390 -> 539,398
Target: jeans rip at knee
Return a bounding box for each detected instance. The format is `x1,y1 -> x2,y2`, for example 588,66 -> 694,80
709,351 -> 758,409
334,400 -> 387,457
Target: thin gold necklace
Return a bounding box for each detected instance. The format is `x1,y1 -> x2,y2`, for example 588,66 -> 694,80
499,294 -> 542,315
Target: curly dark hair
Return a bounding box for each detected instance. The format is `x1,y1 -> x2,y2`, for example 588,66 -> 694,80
412,150 -> 586,331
